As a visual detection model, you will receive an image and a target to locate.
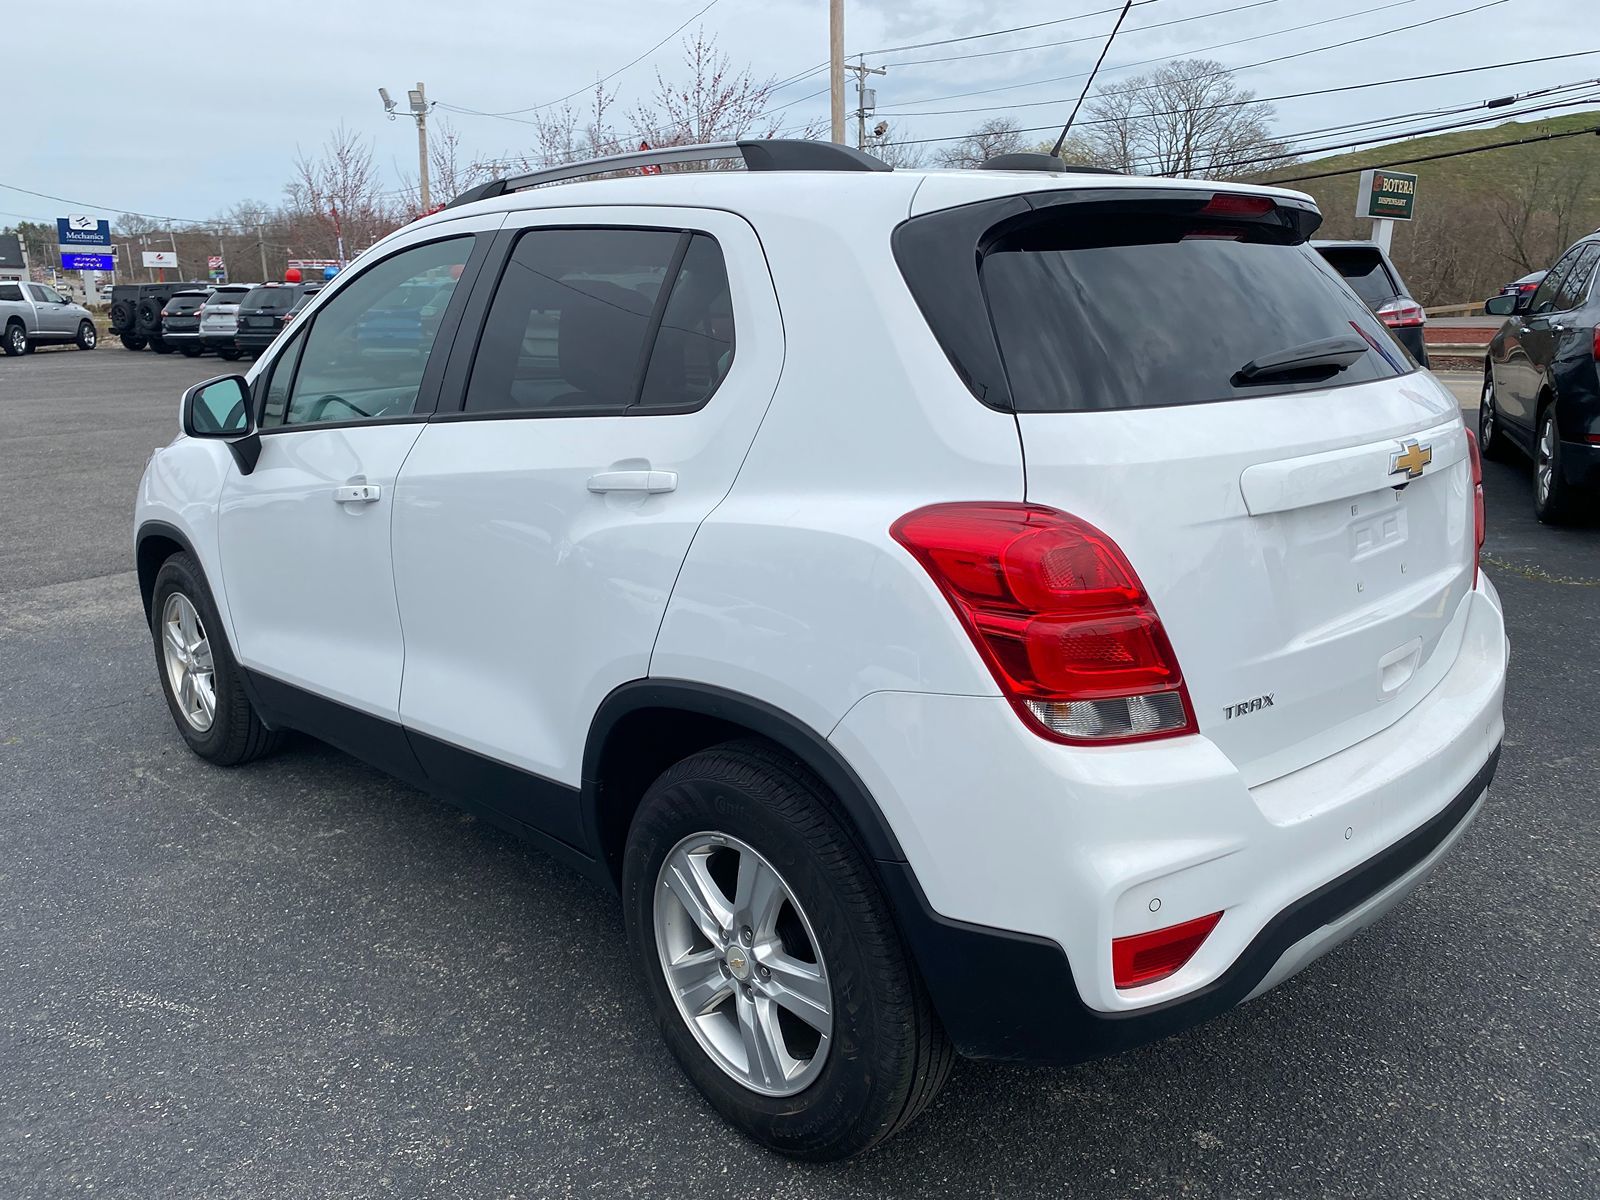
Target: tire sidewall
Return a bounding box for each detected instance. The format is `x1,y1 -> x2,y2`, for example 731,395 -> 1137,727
4,323 -> 24,356
150,553 -> 239,759
1478,372 -> 1495,452
76,320 -> 96,350
622,755 -> 910,1157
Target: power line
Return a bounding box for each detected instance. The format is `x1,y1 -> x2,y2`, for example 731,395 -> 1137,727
0,181 -> 214,227
863,1 -> 1160,57
877,0 -> 1507,113
439,0 -> 720,120
881,48 -> 1600,119
883,0 -> 1286,70
1267,121 -> 1600,182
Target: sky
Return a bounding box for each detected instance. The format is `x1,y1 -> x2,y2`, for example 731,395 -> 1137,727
2,0 -> 1589,227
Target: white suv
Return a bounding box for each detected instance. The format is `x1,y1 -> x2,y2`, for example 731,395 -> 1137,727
135,140 -> 1508,1160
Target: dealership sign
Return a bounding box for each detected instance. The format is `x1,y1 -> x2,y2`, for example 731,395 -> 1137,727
1356,169 -> 1417,221
142,250 -> 177,268
56,214 -> 112,247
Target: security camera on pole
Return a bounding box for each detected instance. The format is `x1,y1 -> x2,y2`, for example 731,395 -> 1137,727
381,83 -> 432,212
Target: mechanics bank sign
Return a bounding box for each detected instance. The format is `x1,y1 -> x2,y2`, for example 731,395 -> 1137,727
56,214 -> 112,248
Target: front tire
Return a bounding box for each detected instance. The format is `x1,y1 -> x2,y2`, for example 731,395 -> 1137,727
1478,366 -> 1514,462
149,552 -> 280,765
75,320 -> 97,350
623,740 -> 952,1160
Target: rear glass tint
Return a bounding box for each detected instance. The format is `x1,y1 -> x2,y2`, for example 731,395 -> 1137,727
1314,246 -> 1398,308
167,294 -> 206,314
241,288 -> 296,312
977,211 -> 1410,413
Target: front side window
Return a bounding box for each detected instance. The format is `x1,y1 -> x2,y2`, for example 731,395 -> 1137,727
38,285 -> 65,304
1528,245 -> 1583,315
259,327 -> 307,427
282,236 -> 471,427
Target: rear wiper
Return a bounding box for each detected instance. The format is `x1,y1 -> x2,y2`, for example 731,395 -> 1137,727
1232,333 -> 1372,386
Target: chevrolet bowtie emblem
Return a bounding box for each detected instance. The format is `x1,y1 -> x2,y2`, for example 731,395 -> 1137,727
1390,439 -> 1432,480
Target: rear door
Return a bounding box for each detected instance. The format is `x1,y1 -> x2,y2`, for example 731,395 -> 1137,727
391,207 -> 781,820
937,191 -> 1476,786
1520,241 -> 1600,413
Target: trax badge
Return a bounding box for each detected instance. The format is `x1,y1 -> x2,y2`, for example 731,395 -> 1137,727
1389,439 -> 1432,480
1225,694 -> 1275,720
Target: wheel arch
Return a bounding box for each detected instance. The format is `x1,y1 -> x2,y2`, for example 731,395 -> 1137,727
136,521 -> 199,622
580,680 -> 908,889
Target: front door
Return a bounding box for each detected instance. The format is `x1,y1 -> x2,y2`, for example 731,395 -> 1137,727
391,209 -> 782,837
216,228 -> 490,721
29,284 -> 74,335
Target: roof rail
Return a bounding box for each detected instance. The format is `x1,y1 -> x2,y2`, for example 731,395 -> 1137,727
447,138 -> 891,209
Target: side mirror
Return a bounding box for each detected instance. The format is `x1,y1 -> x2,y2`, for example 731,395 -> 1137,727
181,374 -> 262,473
1484,294 -> 1517,317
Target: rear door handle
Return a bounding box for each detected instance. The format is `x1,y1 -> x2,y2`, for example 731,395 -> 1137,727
587,470 -> 677,494
333,483 -> 381,503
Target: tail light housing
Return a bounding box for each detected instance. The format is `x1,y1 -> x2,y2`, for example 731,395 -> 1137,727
1465,429 -> 1485,587
1376,297 -> 1425,328
891,503 -> 1195,744
1112,911 -> 1223,988
159,309 -> 169,318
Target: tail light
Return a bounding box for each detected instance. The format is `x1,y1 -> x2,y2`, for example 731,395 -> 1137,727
1465,429 -> 1485,588
1201,192 -> 1274,217
1112,911 -> 1223,989
891,503 -> 1195,744
1376,298 -> 1425,328
1592,327 -> 1600,362
159,309 -> 169,318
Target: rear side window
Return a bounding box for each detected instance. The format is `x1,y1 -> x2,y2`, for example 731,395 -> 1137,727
1315,247 -> 1398,308
0,284 -> 21,302
1551,243 -> 1600,311
463,227 -> 734,416
912,196 -> 1409,413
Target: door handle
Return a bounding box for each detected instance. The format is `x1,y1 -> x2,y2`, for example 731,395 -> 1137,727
586,470 -> 677,494
333,483 -> 381,504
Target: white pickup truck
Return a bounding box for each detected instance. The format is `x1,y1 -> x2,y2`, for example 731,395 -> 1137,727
0,280 -> 97,355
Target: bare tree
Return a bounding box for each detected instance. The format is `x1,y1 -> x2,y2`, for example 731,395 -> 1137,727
866,121 -> 928,168
1085,59 -> 1290,178
284,125 -> 402,258
936,118 -> 1025,168
630,29 -> 784,154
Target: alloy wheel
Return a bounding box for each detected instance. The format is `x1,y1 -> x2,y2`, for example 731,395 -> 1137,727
161,592 -> 216,732
1478,377 -> 1495,451
7,326 -> 22,354
1536,418 -> 1555,506
654,832 -> 833,1097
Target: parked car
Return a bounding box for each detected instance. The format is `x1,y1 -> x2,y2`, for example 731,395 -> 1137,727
160,288 -> 214,357
1482,232 -> 1600,522
0,280 -> 97,355
99,283 -> 114,302
1312,240 -> 1429,367
109,282 -> 208,352
1496,269 -> 1546,312
135,142 -> 1507,1160
284,283 -> 322,321
232,283 -> 307,356
198,283 -> 259,361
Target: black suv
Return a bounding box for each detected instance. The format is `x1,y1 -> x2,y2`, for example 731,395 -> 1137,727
1312,241 -> 1428,367
109,282 -> 209,353
232,284 -> 306,356
160,289 -> 212,357
1483,232 -> 1600,522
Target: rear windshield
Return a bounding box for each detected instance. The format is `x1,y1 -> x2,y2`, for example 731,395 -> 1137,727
240,288 -> 296,313
209,289 -> 250,307
975,210 -> 1411,413
166,294 -> 206,314
1314,246 -> 1399,308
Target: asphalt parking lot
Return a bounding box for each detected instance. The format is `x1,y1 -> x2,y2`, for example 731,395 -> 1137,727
1,347 -> 1596,1199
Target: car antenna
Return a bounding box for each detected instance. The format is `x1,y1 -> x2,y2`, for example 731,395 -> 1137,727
1050,0 -> 1135,159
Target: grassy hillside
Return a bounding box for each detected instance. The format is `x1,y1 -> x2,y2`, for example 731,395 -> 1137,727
1256,111 -> 1600,303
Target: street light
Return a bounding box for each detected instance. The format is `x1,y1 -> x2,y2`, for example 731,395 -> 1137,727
379,82 -> 432,211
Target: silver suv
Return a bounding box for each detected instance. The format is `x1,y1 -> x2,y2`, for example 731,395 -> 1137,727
198,284 -> 257,361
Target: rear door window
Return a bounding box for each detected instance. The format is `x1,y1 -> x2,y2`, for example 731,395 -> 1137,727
978,208 -> 1408,413
1551,243 -> 1600,312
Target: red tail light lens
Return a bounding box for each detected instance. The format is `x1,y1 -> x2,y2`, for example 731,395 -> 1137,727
1465,428 -> 1485,587
891,503 -> 1195,744
1113,911 -> 1223,988
159,310 -> 169,318
1201,193 -> 1274,217
1376,298 -> 1425,328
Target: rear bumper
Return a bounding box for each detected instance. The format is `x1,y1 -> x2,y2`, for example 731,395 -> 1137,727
200,331 -> 238,348
1560,437 -> 1600,490
833,579 -> 1508,1063
234,330 -> 282,351
161,329 -> 200,341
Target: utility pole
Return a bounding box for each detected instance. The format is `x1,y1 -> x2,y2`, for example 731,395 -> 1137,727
257,225 -> 268,282
829,0 -> 845,145
850,56 -> 885,151
168,228 -> 179,279
380,83 -> 432,211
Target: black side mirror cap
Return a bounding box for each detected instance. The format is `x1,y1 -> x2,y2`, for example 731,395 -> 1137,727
1484,294 -> 1518,317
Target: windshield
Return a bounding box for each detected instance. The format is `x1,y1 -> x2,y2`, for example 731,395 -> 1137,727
976,212 -> 1410,412
1314,246 -> 1400,308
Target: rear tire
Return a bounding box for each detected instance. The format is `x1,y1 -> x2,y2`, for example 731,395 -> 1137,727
149,552 -> 281,766
3,321 -> 24,356
150,336 -> 173,354
218,348 -> 241,362
120,334 -> 147,351
1533,407 -> 1580,525
622,740 -> 953,1160
179,344 -> 202,358
1478,366 -> 1514,463
75,320 -> 97,350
